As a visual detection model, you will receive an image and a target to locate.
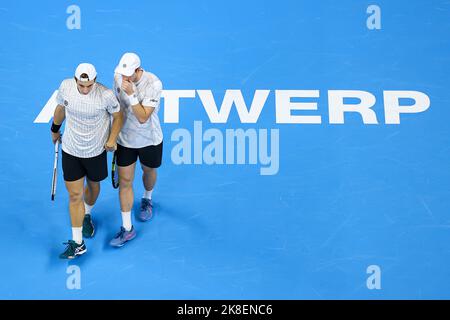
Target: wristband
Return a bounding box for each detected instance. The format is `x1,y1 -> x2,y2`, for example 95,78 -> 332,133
128,94 -> 139,106
51,122 -> 61,133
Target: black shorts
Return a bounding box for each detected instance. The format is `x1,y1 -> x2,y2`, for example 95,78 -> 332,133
116,142 -> 163,168
62,150 -> 108,182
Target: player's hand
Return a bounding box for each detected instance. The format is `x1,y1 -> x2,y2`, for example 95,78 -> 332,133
105,139 -> 117,152
51,131 -> 61,144
121,79 -> 135,96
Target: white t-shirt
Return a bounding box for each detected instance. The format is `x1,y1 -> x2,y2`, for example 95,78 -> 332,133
114,70 -> 163,148
56,79 -> 120,158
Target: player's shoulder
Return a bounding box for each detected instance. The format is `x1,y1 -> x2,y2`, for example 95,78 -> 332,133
143,71 -> 163,90
113,73 -> 121,84
96,82 -> 117,100
95,82 -> 114,95
59,78 -> 76,90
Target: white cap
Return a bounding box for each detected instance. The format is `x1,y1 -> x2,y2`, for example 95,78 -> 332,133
75,63 -> 97,82
115,52 -> 141,77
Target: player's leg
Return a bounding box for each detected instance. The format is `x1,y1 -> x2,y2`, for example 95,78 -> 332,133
66,177 -> 86,232
110,144 -> 137,247
138,142 -> 163,221
119,162 -> 136,213
60,151 -> 87,259
82,151 -> 108,238
62,179 -> 87,259
142,165 -> 157,195
140,164 -> 156,221
84,178 -> 100,206
82,178 -> 100,238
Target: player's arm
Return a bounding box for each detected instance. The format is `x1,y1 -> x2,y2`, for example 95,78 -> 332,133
131,102 -> 154,124
104,88 -> 124,151
51,104 -> 65,144
121,79 -> 155,124
105,110 -> 124,151
108,110 -> 124,143
127,89 -> 155,124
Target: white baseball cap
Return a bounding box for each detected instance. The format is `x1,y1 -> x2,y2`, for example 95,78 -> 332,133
115,52 -> 141,77
75,63 -> 97,82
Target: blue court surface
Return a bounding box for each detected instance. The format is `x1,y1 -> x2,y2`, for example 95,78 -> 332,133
0,0 -> 449,299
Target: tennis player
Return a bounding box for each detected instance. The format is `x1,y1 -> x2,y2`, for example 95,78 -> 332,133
109,53 -> 163,247
51,63 -> 123,259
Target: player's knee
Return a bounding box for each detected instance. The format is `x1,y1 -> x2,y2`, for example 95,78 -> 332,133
142,166 -> 155,175
69,191 -> 83,203
87,180 -> 100,192
120,176 -> 133,188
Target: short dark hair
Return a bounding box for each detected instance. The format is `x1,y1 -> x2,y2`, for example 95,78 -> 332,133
80,73 -> 89,80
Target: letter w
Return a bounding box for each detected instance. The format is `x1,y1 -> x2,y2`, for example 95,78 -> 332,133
197,90 -> 270,123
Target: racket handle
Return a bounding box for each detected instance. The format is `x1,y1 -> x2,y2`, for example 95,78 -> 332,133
51,140 -> 60,201
54,139 -> 60,152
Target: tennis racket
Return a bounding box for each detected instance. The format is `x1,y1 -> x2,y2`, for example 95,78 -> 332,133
51,138 -> 60,201
111,150 -> 119,189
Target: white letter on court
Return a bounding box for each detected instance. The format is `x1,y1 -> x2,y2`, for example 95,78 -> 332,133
328,90 -> 378,124
275,90 -> 321,124
162,90 -> 196,123
34,90 -> 58,123
197,90 -> 270,123
383,91 -> 430,124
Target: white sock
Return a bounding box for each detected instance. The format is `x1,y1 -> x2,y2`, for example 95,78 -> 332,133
121,211 -> 132,231
143,189 -> 153,200
72,227 -> 83,245
84,202 -> 94,215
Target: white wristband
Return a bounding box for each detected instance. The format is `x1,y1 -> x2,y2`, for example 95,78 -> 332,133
128,94 -> 139,106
